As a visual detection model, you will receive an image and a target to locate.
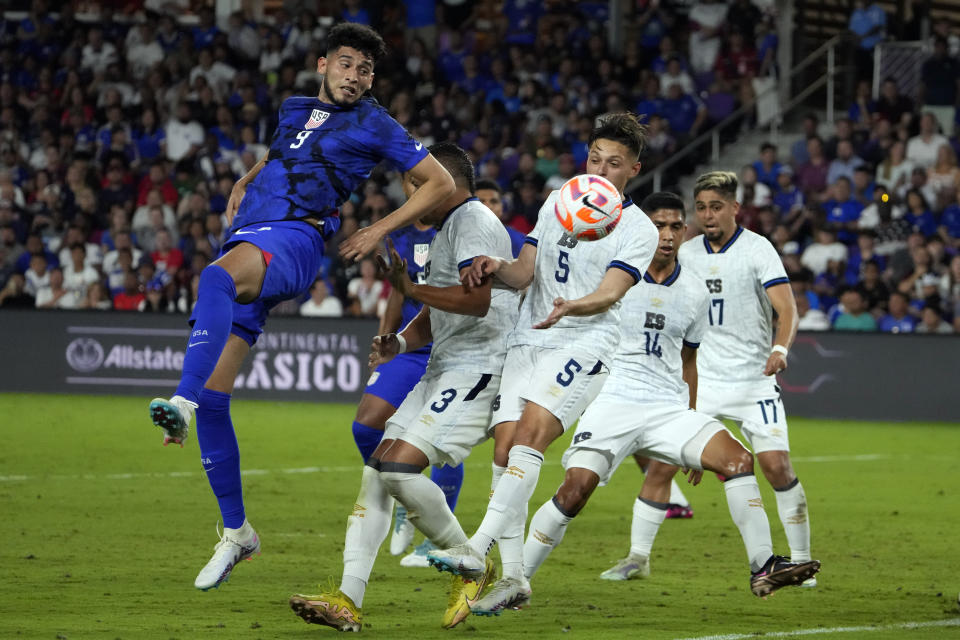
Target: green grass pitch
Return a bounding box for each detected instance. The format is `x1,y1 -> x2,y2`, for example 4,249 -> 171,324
2,393 -> 958,639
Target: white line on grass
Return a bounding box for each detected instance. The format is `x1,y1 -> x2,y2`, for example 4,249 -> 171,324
0,453 -> 894,483
675,617 -> 960,640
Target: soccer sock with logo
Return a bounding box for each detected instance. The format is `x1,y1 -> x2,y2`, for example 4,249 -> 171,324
380,471 -> 467,548
522,497 -> 573,580
175,264 -> 236,404
196,388 -> 245,529
470,445 -> 543,556
723,473 -> 774,572
341,464 -> 395,607
430,462 -> 464,512
630,498 -> 667,558
668,478 -> 690,507
774,478 -> 811,562
351,421 -> 383,463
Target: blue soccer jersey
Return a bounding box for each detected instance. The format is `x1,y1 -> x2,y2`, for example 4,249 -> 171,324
231,95 -> 428,234
388,224 -> 437,353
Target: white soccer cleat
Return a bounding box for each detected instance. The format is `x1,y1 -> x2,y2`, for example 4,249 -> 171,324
400,539 -> 436,568
599,554 -> 650,581
801,576 -> 818,588
426,543 -> 487,580
194,521 -> 261,590
390,506 -> 415,556
469,576 -> 532,616
149,395 -> 197,446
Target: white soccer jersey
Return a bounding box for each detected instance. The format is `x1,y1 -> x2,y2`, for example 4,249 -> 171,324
509,193 -> 658,359
425,197 -> 520,374
607,261 -> 709,404
677,226 -> 790,384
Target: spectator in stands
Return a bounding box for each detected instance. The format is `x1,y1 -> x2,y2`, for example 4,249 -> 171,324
856,258 -> 890,312
753,142 -> 782,189
802,227 -> 847,276
926,144 -> 960,211
662,82 -> 707,142
81,26 -> 118,75
916,302 -> 953,333
876,78 -> 914,125
63,243 -> 98,306
23,252 -> 49,297
833,287 -> 878,331
150,228 -> 183,279
165,102 -> 204,163
920,36 -> 960,137
791,113 -> 820,166
824,176 -> 864,243
875,140 -> 914,192
852,165 -> 876,207
81,280 -> 112,311
300,278 -> 344,318
907,112 -> 949,169
35,266 -> 71,309
795,291 -> 831,330
688,0 -> 728,75
849,79 -> 877,131
878,291 -> 917,333
773,165 -> 805,217
659,56 -> 694,97
346,258 -> 384,318
0,272 -> 33,308
113,269 -> 144,311
827,140 -> 865,186
797,136 -> 829,197
904,188 -> 938,237
736,164 -> 771,207
846,229 -> 885,281
939,189 -> 960,248
848,2 -> 886,81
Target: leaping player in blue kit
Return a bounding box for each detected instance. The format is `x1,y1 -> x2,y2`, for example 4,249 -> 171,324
147,23 -> 455,592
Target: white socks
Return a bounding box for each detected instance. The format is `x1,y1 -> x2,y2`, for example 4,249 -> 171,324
723,474 -> 774,572
668,478 -> 690,507
341,466 -> 394,607
380,471 -> 468,549
775,480 -> 811,562
470,445 -> 544,556
489,464 -> 525,579
629,498 -> 667,558
523,498 -> 572,579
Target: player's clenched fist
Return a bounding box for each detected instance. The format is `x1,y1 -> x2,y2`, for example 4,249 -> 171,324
463,255 -> 501,288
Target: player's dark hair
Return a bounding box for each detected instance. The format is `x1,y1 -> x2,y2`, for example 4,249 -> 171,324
589,112 -> 647,160
641,191 -> 686,220
475,178 -> 502,194
428,142 -> 476,193
325,23 -> 387,64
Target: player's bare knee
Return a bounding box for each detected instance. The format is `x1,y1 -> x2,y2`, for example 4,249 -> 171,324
554,469 -> 598,515
759,453 -> 795,486
723,448 -> 754,477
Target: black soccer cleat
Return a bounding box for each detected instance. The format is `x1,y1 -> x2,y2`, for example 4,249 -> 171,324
750,555 -> 821,598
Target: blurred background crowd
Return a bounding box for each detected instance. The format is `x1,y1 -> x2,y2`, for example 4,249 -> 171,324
0,0 -> 957,334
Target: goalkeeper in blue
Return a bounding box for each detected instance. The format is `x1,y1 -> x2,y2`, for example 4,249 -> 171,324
147,23 -> 454,591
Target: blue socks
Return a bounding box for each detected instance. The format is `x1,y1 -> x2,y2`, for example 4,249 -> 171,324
352,421 -> 384,463
175,264 -> 237,404
196,388 -> 245,529
431,463 -> 464,512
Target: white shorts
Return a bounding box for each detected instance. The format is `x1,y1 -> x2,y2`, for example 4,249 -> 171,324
562,396 -> 727,485
491,344 -> 609,431
697,379 -> 790,453
383,369 -> 499,467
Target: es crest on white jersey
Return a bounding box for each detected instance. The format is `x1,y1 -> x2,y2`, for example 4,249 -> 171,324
305,109 -> 330,129
413,243 -> 430,267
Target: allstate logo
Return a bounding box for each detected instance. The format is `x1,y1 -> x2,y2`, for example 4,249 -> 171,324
65,338 -> 105,372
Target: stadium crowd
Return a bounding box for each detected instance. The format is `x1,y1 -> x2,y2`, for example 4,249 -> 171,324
0,0 -> 956,334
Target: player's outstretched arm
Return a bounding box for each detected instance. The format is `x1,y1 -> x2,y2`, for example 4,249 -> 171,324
534,268 -> 635,329
226,150 -> 269,226
764,283 -> 799,376
369,306 -> 432,369
680,345 -> 698,410
340,155 -> 455,261
464,243 -> 536,290
378,286 -> 404,336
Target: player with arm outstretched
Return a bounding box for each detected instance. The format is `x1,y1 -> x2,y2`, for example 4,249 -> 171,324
146,23 -> 455,592
674,170 -> 817,586
289,143 -> 520,631
516,192 -> 819,608
425,113 -> 659,611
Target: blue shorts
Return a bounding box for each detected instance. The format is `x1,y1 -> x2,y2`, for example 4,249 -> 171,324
365,350 -> 430,408
192,219 -> 326,347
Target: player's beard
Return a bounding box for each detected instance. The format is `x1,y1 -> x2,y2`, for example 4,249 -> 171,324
320,79 -> 359,108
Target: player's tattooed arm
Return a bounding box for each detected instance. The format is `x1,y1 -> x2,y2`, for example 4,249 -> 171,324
226,150 -> 269,225
534,268 -> 634,329
464,242 -> 536,290
764,282 -> 798,376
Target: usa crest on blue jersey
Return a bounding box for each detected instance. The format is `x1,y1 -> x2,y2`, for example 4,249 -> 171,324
305,109 -> 329,129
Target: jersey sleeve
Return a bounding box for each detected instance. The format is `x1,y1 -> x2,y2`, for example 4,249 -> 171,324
608,212 -> 658,285
525,191 -> 559,249
754,237 -> 790,289
452,209 -> 512,271
370,107 -> 428,172
683,290 -> 710,348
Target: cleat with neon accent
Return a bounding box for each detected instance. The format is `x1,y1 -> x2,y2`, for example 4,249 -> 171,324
443,557 -> 495,628
400,538 -> 436,568
194,521 -> 260,590
801,576 -> 818,588
469,576 -> 531,616
427,543 -> 486,580
750,555 -> 821,598
290,587 -> 362,632
390,505 -> 415,556
665,504 -> 693,519
150,395 -> 197,446
599,553 -> 650,581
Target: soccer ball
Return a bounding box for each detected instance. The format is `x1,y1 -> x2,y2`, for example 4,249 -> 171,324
554,174 -> 623,241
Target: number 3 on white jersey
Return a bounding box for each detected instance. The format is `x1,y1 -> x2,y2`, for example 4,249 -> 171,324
290,130 -> 313,149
